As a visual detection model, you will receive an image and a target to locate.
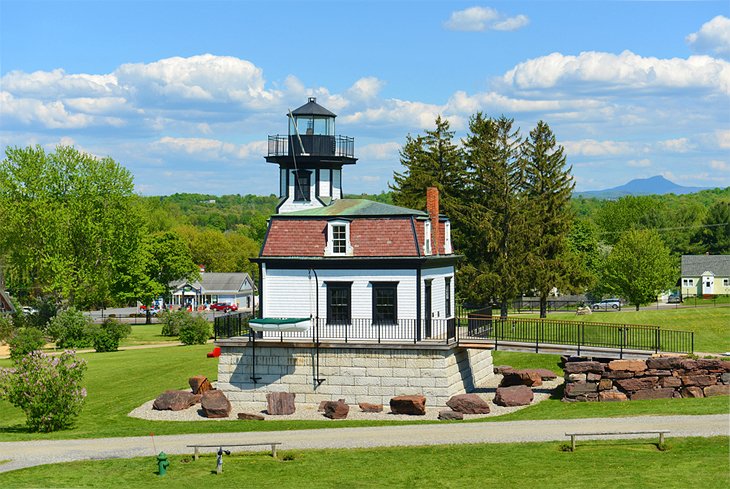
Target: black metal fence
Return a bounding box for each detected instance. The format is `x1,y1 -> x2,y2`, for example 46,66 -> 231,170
267,135 -> 355,158
214,312 -> 693,354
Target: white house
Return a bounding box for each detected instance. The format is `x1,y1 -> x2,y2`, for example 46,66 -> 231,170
170,272 -> 255,309
680,255 -> 730,297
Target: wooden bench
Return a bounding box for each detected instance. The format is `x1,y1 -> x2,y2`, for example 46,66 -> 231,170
565,430 -> 670,451
187,442 -> 282,460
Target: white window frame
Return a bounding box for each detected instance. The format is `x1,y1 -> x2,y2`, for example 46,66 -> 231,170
424,220 -> 432,256
444,221 -> 452,254
325,219 -> 353,256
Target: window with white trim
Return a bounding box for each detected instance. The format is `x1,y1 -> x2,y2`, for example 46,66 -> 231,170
424,220 -> 432,255
325,219 -> 352,256
444,221 -> 452,254
724,279 -> 729,287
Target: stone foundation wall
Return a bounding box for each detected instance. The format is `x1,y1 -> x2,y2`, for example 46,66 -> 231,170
562,356 -> 730,402
217,341 -> 493,406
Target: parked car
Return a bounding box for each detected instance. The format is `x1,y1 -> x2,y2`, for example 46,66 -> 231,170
21,306 -> 38,315
210,302 -> 238,313
591,298 -> 621,310
668,293 -> 682,304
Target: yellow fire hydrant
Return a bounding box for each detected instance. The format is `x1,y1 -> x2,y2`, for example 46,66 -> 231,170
157,451 -> 170,476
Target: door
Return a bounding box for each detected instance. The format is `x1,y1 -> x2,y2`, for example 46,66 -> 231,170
424,280 -> 432,338
702,275 -> 714,295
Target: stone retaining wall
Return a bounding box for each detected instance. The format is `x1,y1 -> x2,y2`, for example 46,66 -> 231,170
217,341 -> 493,406
562,356 -> 730,402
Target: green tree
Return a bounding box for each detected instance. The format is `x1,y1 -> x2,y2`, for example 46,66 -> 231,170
522,121 -> 577,317
694,201 -> 730,254
457,114 -> 529,317
0,145 -> 144,308
602,230 -> 676,310
595,196 -> 668,245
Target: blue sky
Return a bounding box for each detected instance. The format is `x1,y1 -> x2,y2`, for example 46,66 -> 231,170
1,0 -> 729,196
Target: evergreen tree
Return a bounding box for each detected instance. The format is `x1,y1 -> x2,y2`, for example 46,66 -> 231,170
457,113 -> 529,318
522,121 -> 577,317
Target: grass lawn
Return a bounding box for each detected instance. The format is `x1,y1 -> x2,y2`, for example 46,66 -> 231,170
0,437 -> 727,488
534,307 -> 730,353
120,324 -> 182,347
0,346 -> 727,442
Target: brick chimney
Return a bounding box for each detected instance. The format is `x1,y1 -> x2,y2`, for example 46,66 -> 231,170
426,187 -> 441,255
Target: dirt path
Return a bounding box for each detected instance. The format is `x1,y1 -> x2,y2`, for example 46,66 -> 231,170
0,414 -> 727,473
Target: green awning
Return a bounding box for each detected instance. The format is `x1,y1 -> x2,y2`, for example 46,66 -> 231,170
249,318 -> 309,325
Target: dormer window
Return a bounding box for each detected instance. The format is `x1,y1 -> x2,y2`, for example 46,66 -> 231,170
424,220 -> 432,255
444,221 -> 452,254
294,170 -> 311,201
325,219 -> 352,256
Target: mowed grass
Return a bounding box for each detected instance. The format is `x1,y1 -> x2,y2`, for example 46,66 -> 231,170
533,307 -> 730,353
120,324 -> 182,347
0,437 -> 727,488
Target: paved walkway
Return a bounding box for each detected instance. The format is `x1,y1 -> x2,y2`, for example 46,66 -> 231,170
0,414 -> 727,473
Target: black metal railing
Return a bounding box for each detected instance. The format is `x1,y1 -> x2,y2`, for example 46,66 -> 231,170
267,134 -> 355,158
214,313 -> 694,355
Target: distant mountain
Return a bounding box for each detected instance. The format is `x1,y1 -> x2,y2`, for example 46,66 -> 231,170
575,175 -> 710,199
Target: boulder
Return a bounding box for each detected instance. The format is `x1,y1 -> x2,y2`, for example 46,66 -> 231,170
267,392 -> 296,415
643,369 -> 672,377
319,399 -> 345,412
237,412 -> 265,421
696,359 -> 729,372
645,356 -> 684,370
153,390 -> 198,411
607,359 -> 647,372
598,379 -> 613,391
628,388 -> 674,400
493,365 -> 515,375
680,375 -> 717,387
659,376 -> 682,388
201,390 -> 232,418
532,368 -> 558,380
188,375 -> 213,395
390,395 -> 426,415
680,386 -> 704,398
323,400 -> 350,419
438,410 -> 464,420
721,372 -> 730,384
598,390 -> 628,402
446,394 -> 490,414
586,372 -> 602,382
493,385 -> 533,407
500,370 -> 542,387
703,384 -> 730,397
564,381 -> 598,398
679,359 -> 699,371
615,377 -> 659,392
564,361 -> 604,375
568,373 -> 587,382
603,370 -> 636,380
358,402 -> 383,413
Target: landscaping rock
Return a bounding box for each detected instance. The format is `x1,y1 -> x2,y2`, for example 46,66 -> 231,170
532,368 -> 558,380
628,388 -> 674,400
680,359 -> 699,371
643,369 -> 672,377
564,361 -> 604,374
615,377 -> 659,392
645,356 -> 684,370
680,375 -> 717,387
201,390 -> 231,418
319,399 -> 345,412
598,390 -> 628,402
493,385 -> 533,407
680,386 -> 704,398
358,402 -> 383,413
188,375 -> 213,395
567,373 -> 586,382
493,365 -> 515,375
659,376 -> 682,388
153,390 -> 198,411
438,410 -> 464,420
607,360 -> 647,372
721,373 -> 730,384
500,370 -> 542,387
602,370 -> 635,380
446,394 -> 490,414
598,379 -> 613,391
586,372 -> 602,382
237,412 -> 265,421
390,395 -> 426,415
703,384 -> 730,397
322,400 -> 349,419
564,381 -> 598,397
267,392 -> 296,415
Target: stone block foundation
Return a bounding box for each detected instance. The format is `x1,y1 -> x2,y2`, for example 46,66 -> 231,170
216,339 -> 493,406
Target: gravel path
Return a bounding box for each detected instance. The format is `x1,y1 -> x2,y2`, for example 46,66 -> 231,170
0,414 -> 727,474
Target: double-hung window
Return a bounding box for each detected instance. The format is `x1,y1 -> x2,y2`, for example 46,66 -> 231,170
326,282 -> 351,324
372,282 -> 398,325
325,219 -> 352,256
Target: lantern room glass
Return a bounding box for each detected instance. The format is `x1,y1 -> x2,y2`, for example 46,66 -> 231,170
290,115 -> 334,136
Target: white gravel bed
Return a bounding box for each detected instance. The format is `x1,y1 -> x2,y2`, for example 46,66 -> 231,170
128,376 -> 563,422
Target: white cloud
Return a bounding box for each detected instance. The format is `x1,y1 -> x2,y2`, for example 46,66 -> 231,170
686,15 -> 730,60
628,158 -> 651,167
709,160 -> 729,172
444,6 -> 528,32
345,77 -> 385,101
657,137 -> 693,153
561,139 -> 634,156
152,137 -> 267,162
502,50 -> 730,95
358,142 -> 401,160
716,129 -> 730,149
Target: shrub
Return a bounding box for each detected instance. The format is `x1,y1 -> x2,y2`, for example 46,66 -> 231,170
159,309 -> 188,336
0,350 -> 87,432
0,314 -> 14,343
178,315 -> 211,345
8,327 -> 46,361
89,319 -> 132,352
48,308 -> 92,349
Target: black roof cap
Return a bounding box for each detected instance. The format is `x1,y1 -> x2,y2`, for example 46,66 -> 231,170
291,97 -> 337,118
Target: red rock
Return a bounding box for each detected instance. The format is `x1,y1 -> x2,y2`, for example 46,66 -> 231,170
598,379 -> 613,391
628,388 -> 675,400
501,370 -> 542,387
696,359 -> 729,372
615,377 -> 659,392
438,410 -> 464,420
493,385 -> 533,407
446,394 -> 490,414
188,375 -> 212,395
643,369 -> 672,377
567,373 -> 586,382
659,376 -> 682,388
607,360 -> 647,372
680,375 -> 717,387
390,395 -> 426,415
493,365 -> 515,375
703,385 -> 730,397
599,390 -> 628,402
564,382 -> 598,397
528,368 -> 558,380
564,361 -> 604,374
603,370 -> 635,380
680,359 -> 699,370
681,386 -> 704,398
237,412 -> 265,420
267,392 -> 296,415
323,400 -> 350,419
152,390 -> 198,411
201,390 -> 232,418
645,356 -> 684,370
358,402 -> 383,413
586,372 -> 601,382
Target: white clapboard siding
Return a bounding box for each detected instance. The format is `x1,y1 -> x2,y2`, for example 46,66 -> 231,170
318,169 -> 331,198
422,266 -> 454,319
